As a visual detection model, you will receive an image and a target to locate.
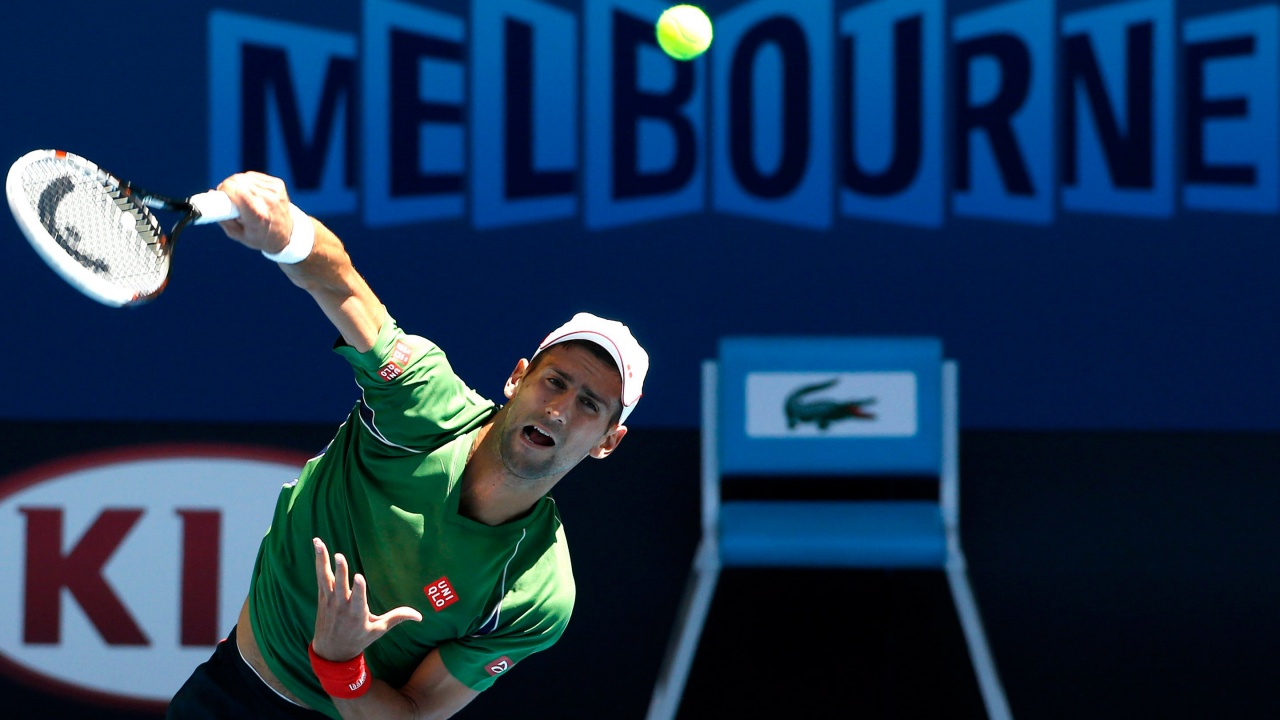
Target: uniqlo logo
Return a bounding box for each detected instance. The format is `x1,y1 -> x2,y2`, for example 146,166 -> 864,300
378,361 -> 403,382
424,577 -> 459,611
486,656 -> 513,676
392,341 -> 413,365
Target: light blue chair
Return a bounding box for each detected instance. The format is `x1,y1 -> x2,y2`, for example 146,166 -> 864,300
646,338 -> 1011,720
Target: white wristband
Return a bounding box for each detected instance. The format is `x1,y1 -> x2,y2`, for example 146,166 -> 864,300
261,204 -> 315,264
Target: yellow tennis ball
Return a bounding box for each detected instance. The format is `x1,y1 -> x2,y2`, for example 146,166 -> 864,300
656,5 -> 713,61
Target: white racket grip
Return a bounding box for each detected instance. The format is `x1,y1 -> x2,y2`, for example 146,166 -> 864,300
189,191 -> 240,224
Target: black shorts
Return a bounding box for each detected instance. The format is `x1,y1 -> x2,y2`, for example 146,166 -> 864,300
166,625 -> 329,720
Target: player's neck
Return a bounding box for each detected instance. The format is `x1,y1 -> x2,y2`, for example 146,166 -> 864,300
460,422 -> 555,526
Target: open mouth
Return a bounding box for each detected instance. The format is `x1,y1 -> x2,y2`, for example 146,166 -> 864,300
522,425 -> 556,448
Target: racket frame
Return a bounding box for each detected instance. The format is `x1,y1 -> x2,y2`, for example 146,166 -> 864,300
6,149 -> 234,307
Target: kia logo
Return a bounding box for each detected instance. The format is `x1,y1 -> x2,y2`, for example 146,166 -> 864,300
0,444 -> 308,710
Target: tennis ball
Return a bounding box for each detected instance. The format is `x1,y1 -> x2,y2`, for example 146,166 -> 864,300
656,5 -> 713,61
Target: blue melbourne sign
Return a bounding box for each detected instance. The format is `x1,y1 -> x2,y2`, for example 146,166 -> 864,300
718,337 -> 943,475
4,0 -> 1280,431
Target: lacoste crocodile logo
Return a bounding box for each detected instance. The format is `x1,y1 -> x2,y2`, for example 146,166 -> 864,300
784,379 -> 876,430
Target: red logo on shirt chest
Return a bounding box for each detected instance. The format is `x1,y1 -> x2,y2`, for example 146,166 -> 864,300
378,361 -> 404,382
424,577 -> 459,611
392,341 -> 413,365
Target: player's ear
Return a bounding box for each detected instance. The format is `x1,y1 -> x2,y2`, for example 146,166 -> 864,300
589,424 -> 627,459
504,358 -> 531,400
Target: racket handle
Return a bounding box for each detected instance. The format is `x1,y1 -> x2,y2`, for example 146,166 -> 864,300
189,191 -> 240,224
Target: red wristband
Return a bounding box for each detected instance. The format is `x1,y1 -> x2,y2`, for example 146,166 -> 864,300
308,643 -> 371,699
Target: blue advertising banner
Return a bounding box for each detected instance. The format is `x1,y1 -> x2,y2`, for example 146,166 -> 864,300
1,0 -> 1278,430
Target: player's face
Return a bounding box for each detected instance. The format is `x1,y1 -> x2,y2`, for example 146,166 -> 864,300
496,344 -> 626,482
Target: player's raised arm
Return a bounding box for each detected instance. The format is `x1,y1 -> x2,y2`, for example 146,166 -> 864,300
215,171 -> 386,352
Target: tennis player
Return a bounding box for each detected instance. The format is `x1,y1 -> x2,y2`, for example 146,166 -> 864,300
166,172 -> 648,719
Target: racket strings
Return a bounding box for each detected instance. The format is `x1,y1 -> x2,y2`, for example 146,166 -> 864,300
17,158 -> 169,296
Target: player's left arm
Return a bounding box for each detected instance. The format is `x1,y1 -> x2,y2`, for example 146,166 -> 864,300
333,651 -> 480,720
311,537 -> 480,720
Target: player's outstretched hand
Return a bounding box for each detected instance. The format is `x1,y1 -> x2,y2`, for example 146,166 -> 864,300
311,536 -> 423,662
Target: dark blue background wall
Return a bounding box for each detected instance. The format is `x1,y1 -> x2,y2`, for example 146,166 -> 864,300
2,0 -> 1278,430
3,422 -> 1277,719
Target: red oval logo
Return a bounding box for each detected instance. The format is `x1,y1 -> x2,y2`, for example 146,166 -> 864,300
0,444 -> 310,711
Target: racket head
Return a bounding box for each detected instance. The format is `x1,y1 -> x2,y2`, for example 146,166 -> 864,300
6,149 -> 172,307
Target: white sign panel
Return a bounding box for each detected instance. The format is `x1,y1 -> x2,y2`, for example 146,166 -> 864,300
745,371 -> 918,438
0,447 -> 303,709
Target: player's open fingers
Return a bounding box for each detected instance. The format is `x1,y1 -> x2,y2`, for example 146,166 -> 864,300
350,573 -> 371,617
313,537 -> 334,595
376,605 -> 424,632
333,553 -> 352,601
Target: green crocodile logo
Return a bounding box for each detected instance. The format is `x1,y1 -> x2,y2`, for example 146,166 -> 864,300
784,378 -> 876,430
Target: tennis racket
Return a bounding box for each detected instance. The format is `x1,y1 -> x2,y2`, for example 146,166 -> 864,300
5,149 -> 239,307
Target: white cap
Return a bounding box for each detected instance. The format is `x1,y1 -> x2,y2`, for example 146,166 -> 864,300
533,312 -> 649,424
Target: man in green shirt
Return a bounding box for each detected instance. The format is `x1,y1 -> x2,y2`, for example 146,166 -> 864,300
167,171 -> 648,720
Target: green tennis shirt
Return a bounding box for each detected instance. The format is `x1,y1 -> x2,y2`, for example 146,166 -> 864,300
247,317 -> 575,718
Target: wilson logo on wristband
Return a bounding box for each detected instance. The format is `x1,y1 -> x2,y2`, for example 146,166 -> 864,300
308,643 -> 372,700
348,671 -> 367,692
